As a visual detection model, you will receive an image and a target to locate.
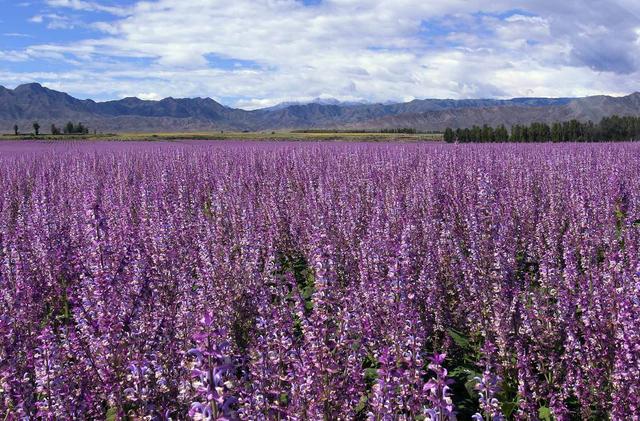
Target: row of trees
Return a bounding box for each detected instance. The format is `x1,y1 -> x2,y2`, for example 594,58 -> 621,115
59,121 -> 90,135
13,122 -> 90,136
380,127 -> 419,134
443,115 -> 640,143
293,128 -> 427,134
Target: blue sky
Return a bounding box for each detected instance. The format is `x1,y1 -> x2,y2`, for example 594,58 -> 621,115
1,0 -> 639,109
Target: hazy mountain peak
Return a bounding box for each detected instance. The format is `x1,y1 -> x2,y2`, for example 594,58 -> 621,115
14,82 -> 46,92
264,97 -> 369,111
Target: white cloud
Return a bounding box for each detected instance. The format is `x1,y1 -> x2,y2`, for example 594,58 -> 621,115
45,0 -> 131,16
235,98 -> 283,110
29,13 -> 76,29
3,32 -> 34,38
136,92 -> 162,100
0,50 -> 30,62
7,0 -> 640,107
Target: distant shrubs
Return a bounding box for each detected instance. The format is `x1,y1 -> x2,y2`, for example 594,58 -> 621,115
292,128 -> 426,134
292,129 -> 367,133
64,121 -> 89,134
380,127 -> 418,134
10,121 -> 90,136
444,115 -> 640,143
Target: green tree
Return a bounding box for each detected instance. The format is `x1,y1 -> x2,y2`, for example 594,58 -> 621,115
481,125 -> 494,142
528,122 -> 551,142
511,125 -> 522,142
64,121 -> 74,134
455,128 -> 463,142
77,122 -> 89,134
494,125 -> 509,142
13,124 -> 18,135
463,128 -> 471,142
443,127 -> 455,143
441,116 -> 640,144
551,122 -> 562,142
471,126 -> 482,142
32,122 -> 40,136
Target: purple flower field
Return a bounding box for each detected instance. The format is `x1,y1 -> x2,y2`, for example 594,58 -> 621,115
1,140 -> 639,420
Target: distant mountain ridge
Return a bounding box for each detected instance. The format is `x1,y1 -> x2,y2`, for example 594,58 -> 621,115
1,83 -> 639,133
262,97 -> 372,111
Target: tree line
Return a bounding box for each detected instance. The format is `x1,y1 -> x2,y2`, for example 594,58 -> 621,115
380,127 -> 419,134
443,115 -> 640,143
13,121 -> 91,136
293,128 -> 434,134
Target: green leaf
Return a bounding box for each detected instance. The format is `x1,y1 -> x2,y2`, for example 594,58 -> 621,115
354,395 -> 368,414
448,366 -> 474,378
501,402 -> 518,417
464,378 -> 479,398
447,328 -> 470,349
364,367 -> 378,387
539,406 -> 552,421
362,353 -> 378,369
633,219 -> 640,227
105,407 -> 118,421
364,367 -> 378,377
292,315 -> 304,340
279,392 -> 289,406
302,285 -> 314,300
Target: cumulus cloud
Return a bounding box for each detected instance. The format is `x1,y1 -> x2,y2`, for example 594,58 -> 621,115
527,0 -> 640,74
6,0 -> 640,107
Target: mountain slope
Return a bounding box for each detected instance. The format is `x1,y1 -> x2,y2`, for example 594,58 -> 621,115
0,83 -> 99,120
0,83 -> 638,133
351,93 -> 640,131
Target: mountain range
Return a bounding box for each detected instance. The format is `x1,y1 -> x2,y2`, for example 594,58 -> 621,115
262,97 -> 373,111
1,83 -> 640,133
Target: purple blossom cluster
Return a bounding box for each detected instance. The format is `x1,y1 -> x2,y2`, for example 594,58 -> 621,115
0,140 -> 639,419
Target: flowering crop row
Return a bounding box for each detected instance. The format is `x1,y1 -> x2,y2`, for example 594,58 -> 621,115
1,141 -> 639,420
